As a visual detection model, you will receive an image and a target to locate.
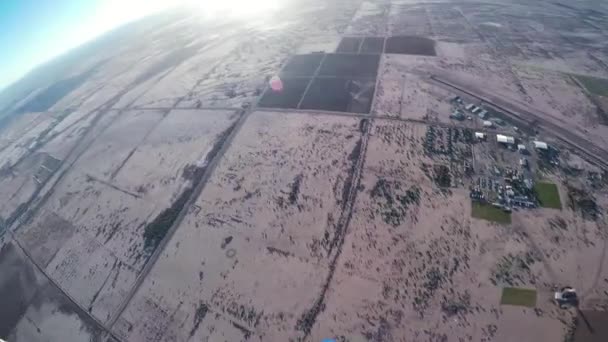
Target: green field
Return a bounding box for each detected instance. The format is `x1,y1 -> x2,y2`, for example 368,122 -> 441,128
574,75 -> 608,97
534,182 -> 562,209
500,287 -> 537,307
471,202 -> 511,224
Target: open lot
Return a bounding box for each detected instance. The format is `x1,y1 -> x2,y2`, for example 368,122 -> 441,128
176,22 -> 304,109
115,111 -> 364,341
372,54 -> 457,121
14,108 -> 240,324
0,112 -> 59,171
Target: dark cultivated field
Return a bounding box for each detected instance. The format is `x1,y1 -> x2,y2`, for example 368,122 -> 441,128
300,78 -> 375,113
0,242 -> 105,340
280,54 -> 324,77
0,243 -> 40,337
258,77 -> 311,109
573,310 -> 608,342
385,36 -> 437,56
319,54 -> 380,78
260,53 -> 379,113
336,37 -> 363,53
8,281 -> 104,341
360,37 -> 385,54
15,64 -> 101,113
260,52 -> 380,113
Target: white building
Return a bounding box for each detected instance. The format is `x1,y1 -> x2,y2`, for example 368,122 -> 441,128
483,120 -> 493,127
497,134 -> 515,144
465,103 -> 474,111
475,132 -> 486,140
533,141 -> 548,150
517,144 -> 527,152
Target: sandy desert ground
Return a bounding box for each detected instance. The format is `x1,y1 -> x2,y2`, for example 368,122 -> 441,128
1,0 -> 608,341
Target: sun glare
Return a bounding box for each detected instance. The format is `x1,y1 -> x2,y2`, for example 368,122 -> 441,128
186,0 -> 280,19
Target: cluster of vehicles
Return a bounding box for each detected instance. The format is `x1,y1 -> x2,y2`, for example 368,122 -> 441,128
470,168 -> 537,211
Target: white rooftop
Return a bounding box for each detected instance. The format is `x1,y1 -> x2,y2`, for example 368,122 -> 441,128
497,134 -> 515,144
533,141 -> 548,149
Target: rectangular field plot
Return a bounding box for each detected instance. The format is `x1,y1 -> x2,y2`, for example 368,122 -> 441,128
336,37 -> 363,53
300,78 -> 375,113
388,7 -> 433,37
259,54 -> 379,113
344,1 -> 388,36
111,109 -> 241,200
318,54 -> 380,78
373,56 -> 454,120
574,74 -> 608,97
280,54 -> 324,77
116,111 -> 365,341
118,228 -> 327,342
500,287 -> 537,307
385,36 -> 437,56
335,37 -> 384,54
0,152 -> 61,222
129,40 -> 230,109
172,109 -> 363,265
361,37 -> 385,53
75,109 -> 165,180
0,112 -> 58,170
472,202 -> 512,224
178,30 -> 298,108
534,182 -> 562,209
15,109 -> 239,323
258,77 -> 311,109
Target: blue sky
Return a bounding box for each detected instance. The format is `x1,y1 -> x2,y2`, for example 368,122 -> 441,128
0,0 -> 173,90
0,0 -> 279,90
